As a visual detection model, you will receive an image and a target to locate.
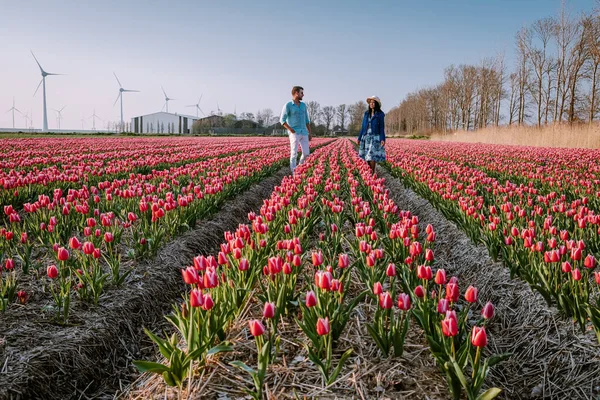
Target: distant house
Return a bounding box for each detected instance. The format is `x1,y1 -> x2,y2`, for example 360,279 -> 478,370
332,125 -> 349,136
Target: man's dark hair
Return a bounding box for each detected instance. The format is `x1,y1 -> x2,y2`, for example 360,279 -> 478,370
292,86 -> 304,95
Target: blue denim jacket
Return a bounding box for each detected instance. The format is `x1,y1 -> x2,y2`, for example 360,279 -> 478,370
358,110 -> 385,142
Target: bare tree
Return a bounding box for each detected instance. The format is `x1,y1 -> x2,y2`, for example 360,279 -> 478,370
336,104 -> 348,131
348,101 -> 367,135
322,106 -> 335,134
583,13 -> 600,122
306,101 -> 321,126
263,108 -> 274,126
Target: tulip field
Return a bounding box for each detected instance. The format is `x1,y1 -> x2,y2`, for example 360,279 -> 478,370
1,136 -> 599,399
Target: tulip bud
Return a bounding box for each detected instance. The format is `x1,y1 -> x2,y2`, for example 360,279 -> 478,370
316,317 -> 330,336
47,264 -> 59,279
190,288 -> 204,307
238,258 -> 249,271
397,293 -> 411,310
5,258 -> 15,270
481,302 -> 495,319
104,232 -> 114,243
69,237 -> 82,250
379,292 -> 393,309
584,254 -> 597,269
338,254 -> 349,269
595,271 -> 600,285
386,263 -> 396,277
414,285 -> 425,299
202,293 -> 214,310
263,302 -> 276,319
425,249 -> 434,262
373,281 -> 383,295
572,268 -> 582,281
435,269 -> 447,285
464,286 -> 478,303
82,241 -> 95,255
471,326 -> 487,347
417,265 -> 432,280
442,315 -> 458,337
249,320 -> 265,337
438,298 -> 449,314
306,290 -> 317,307
57,247 -> 69,261
446,282 -> 459,302
182,267 -> 199,284
366,254 -> 375,267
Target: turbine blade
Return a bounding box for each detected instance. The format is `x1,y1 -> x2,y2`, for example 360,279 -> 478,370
45,72 -> 64,76
60,105 -> 66,112
113,92 -> 121,107
113,72 -> 122,88
122,89 -> 139,92
30,50 -> 45,74
14,108 -> 22,115
33,79 -> 43,97
185,105 -> 196,107
161,85 -> 167,98
199,107 -> 205,116
199,94 -> 203,103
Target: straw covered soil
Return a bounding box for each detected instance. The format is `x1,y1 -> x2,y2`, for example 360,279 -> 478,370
0,167 -> 290,400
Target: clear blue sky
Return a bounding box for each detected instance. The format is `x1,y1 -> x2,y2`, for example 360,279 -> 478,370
0,0 -> 595,130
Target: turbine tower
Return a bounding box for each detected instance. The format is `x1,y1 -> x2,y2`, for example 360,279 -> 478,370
186,95 -> 205,117
53,105 -> 66,130
6,97 -> 22,129
216,101 -> 222,116
88,109 -> 103,131
32,51 -> 62,132
113,72 -> 139,132
161,86 -> 175,113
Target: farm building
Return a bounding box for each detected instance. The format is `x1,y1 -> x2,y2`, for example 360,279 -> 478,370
130,112 -> 200,134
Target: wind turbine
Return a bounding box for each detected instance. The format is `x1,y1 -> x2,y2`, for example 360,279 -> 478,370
88,109 -> 103,131
186,95 -> 205,117
53,105 -> 66,130
113,72 -> 139,132
31,51 -> 62,132
216,101 -> 222,116
6,97 -> 22,129
161,85 -> 175,113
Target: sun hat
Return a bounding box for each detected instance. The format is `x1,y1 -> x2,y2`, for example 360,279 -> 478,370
366,96 -> 381,107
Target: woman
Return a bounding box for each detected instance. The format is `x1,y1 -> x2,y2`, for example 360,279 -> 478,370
358,95 -> 386,174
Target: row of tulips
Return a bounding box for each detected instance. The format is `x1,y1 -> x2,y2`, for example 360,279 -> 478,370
385,139 -> 600,342
137,139 -> 506,400
0,140 -> 332,319
0,137 -> 297,213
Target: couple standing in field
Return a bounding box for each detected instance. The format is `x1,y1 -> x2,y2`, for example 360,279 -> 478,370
280,86 -> 386,175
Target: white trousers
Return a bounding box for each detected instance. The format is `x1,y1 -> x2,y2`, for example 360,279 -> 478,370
289,133 -> 310,172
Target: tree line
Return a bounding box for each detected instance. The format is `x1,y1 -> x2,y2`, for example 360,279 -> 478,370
388,5 -> 600,135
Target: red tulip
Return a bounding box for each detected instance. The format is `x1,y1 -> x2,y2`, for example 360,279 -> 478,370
584,254 -> 597,269
385,263 -> 396,277
312,251 -> 323,267
397,293 -> 411,310
57,247 -> 69,261
595,271 -> 600,285
201,293 -> 213,310
69,237 -> 82,250
190,288 -> 204,307
5,258 -> 15,270
417,265 -> 432,280
438,298 -> 449,314
263,302 -> 275,319
104,232 -> 114,243
83,241 -> 95,255
481,302 -> 495,319
471,326 -> 487,347
316,317 -> 330,336
562,261 -> 572,273
446,282 -> 459,302
442,315 -> 458,337
338,254 -> 349,269
239,258 -> 249,271
464,286 -> 478,303
414,285 -> 425,298
373,281 -> 383,295
182,267 -> 199,284
435,269 -> 447,285
47,264 -> 59,279
365,254 -> 375,267
572,268 -> 582,281
425,249 -> 434,262
249,320 -> 265,337
379,291 -> 393,309
305,290 -> 317,307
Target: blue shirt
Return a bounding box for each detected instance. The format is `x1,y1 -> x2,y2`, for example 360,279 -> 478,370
280,101 -> 310,135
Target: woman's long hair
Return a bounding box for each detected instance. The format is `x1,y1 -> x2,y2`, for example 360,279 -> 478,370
369,100 -> 382,115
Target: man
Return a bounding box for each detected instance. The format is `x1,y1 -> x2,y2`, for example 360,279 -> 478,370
280,86 -> 312,173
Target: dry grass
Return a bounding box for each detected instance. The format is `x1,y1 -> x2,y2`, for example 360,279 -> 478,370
428,123 -> 600,149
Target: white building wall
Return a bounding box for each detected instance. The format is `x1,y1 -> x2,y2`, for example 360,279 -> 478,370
130,112 -> 199,134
